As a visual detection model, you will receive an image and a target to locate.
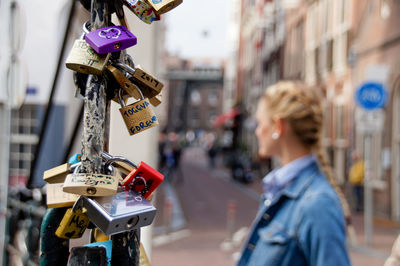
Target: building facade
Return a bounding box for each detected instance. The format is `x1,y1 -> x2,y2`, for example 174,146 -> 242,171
229,0 -> 400,220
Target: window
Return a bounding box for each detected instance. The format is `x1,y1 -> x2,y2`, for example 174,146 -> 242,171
9,104 -> 40,184
208,91 -> 218,106
190,90 -> 201,105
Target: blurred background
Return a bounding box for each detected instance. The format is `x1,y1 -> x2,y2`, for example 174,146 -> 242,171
0,0 -> 399,265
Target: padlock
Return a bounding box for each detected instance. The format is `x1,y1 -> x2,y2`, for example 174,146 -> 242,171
140,243 -> 151,266
149,93 -> 162,107
114,62 -> 163,99
63,164 -> 119,197
85,25 -> 137,54
65,39 -> 111,75
43,163 -> 80,184
55,200 -> 90,239
122,161 -> 164,199
46,183 -> 79,208
106,64 -> 142,100
102,151 -> 138,176
68,152 -> 82,164
68,246 -> 107,265
123,0 -> 160,24
79,191 -> 156,235
85,240 -> 112,266
118,88 -> 159,136
143,0 -> 182,15
114,0 -> 131,31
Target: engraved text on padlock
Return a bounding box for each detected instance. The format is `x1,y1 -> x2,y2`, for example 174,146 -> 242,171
65,40 -> 110,75
119,98 -> 159,135
63,173 -> 118,196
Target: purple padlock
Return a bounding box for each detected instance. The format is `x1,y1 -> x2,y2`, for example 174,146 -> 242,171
85,25 -> 137,54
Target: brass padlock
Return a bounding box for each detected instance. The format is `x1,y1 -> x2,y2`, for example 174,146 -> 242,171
65,39 -> 111,75
118,88 -> 159,136
46,183 -> 79,208
149,93 -> 162,107
114,62 -> 163,99
63,164 -> 119,197
106,64 -> 142,100
55,201 -> 90,239
143,0 -> 183,15
43,163 -> 72,184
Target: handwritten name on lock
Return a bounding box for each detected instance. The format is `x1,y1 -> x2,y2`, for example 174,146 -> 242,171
71,173 -> 116,186
76,40 -> 100,66
120,99 -> 158,135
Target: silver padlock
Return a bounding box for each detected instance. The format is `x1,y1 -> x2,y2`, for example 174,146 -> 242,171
78,191 -> 156,235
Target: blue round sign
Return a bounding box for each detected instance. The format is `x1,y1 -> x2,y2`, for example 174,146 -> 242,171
355,82 -> 387,110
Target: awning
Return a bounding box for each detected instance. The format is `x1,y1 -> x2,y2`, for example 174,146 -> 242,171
213,108 -> 239,128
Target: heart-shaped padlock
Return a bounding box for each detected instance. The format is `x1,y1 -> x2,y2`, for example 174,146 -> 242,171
118,88 -> 158,136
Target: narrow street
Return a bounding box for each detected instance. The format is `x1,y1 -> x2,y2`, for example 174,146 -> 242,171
152,147 -> 257,265
151,147 -> 399,266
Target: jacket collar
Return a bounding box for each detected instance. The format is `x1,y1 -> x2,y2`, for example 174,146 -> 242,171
279,161 -> 320,199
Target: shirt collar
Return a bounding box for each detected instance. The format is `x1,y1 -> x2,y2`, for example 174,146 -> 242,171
263,154 -> 317,198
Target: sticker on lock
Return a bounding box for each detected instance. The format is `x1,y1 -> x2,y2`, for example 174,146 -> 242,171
122,161 -> 164,198
55,208 -> 90,239
81,191 -> 156,235
143,0 -> 183,15
65,40 -> 110,75
124,0 -> 159,24
63,173 -> 118,196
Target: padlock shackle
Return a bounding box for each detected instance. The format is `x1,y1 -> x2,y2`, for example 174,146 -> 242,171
118,88 -> 126,107
114,61 -> 136,77
102,152 -> 138,170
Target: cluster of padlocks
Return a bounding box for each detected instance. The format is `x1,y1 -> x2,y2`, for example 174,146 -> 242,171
44,151 -> 163,238
41,0 -> 182,264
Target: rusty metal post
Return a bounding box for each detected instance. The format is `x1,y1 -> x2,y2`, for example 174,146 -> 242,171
81,1 -> 140,265
80,0 -> 110,173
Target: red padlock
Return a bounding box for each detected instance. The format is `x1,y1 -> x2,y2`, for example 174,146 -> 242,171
122,161 -> 164,198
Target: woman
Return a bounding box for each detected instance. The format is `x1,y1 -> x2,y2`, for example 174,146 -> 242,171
237,81 -> 350,266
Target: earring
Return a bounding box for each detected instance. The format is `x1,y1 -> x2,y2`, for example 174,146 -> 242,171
272,132 -> 279,140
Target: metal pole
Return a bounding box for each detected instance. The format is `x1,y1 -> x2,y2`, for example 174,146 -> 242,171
84,2 -> 139,265
364,134 -> 373,245
0,104 -> 11,266
81,0 -> 110,173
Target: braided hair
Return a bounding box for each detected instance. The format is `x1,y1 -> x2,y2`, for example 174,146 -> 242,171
262,81 -> 353,237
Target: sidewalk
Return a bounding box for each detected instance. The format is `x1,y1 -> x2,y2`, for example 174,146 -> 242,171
151,147 -> 400,265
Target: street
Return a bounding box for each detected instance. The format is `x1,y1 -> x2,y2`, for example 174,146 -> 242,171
151,147 -> 399,266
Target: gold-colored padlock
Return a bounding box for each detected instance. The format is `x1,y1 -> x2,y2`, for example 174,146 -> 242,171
144,0 -> 183,15
46,183 -> 79,208
114,62 -> 163,99
118,88 -> 159,136
131,65 -> 163,98
106,64 -> 142,100
62,164 -> 119,197
65,39 -> 111,75
43,163 -> 71,184
55,206 -> 90,239
149,93 -> 162,107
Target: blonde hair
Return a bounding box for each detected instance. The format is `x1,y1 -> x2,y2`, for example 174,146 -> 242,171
262,81 -> 352,229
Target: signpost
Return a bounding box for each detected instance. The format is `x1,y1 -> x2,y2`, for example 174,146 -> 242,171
355,81 -> 387,246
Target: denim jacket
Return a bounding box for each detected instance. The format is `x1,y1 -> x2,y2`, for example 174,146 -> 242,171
237,162 -> 350,266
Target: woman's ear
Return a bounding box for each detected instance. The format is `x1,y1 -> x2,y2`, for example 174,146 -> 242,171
273,117 -> 285,136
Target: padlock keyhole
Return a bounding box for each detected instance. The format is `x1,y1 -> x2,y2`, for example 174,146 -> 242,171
114,42 -> 121,50
126,217 -> 138,229
87,187 -> 97,195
